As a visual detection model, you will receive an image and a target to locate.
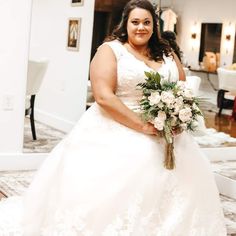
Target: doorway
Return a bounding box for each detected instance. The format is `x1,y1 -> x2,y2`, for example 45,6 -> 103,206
90,0 -> 127,60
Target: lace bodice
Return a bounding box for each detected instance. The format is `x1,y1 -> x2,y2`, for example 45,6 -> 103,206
102,40 -> 179,109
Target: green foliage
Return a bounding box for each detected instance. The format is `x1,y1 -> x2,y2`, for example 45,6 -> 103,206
137,71 -> 162,90
161,81 -> 177,91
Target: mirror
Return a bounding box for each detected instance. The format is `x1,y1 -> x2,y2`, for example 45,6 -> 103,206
198,23 -> 222,64
23,0 -> 93,153
23,1 -> 236,155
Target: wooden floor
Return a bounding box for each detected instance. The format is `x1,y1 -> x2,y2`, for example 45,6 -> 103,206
205,110 -> 236,138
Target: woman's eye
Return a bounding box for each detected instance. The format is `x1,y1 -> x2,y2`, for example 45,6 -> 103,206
131,21 -> 139,25
144,21 -> 151,25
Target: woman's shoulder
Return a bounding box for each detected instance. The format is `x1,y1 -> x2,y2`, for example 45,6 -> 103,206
99,40 -> 125,60
101,40 -> 123,49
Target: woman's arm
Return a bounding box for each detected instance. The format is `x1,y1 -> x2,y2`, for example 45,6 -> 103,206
172,52 -> 186,81
90,44 -> 157,135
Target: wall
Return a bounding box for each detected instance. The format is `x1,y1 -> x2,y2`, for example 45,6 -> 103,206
30,0 -> 95,132
0,1 -> 32,153
167,0 -> 236,68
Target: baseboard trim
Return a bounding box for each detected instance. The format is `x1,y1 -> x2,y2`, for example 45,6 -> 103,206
0,153 -> 48,171
35,108 -> 76,133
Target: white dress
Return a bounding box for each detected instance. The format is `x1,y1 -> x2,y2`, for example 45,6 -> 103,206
0,40 -> 227,236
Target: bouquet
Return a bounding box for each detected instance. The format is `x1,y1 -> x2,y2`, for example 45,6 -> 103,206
137,71 -> 203,170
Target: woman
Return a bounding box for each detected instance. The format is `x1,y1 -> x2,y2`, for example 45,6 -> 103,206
0,0 -> 227,235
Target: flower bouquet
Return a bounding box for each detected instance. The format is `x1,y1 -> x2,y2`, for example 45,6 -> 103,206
137,71 -> 203,170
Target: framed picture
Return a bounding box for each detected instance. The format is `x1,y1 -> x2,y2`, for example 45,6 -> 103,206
71,0 -> 84,7
67,18 -> 81,51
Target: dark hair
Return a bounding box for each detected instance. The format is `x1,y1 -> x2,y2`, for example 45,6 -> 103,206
161,31 -> 182,61
105,0 -> 172,62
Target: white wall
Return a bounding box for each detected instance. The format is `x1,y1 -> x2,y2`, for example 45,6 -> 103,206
0,1 -> 32,153
167,0 -> 236,68
30,0 -> 95,132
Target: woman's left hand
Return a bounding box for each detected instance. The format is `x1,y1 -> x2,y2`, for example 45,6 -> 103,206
172,127 -> 183,136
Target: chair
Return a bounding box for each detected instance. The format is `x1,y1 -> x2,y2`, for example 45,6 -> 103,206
25,59 -> 48,140
216,67 -> 236,115
185,76 -> 201,96
183,67 -> 191,76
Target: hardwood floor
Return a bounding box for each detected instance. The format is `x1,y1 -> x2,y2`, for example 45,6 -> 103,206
191,70 -> 236,139
205,110 -> 236,138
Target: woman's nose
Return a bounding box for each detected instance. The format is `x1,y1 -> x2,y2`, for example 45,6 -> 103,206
137,23 -> 145,30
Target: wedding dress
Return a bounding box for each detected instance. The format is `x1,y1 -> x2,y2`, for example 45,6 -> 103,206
0,40 -> 227,236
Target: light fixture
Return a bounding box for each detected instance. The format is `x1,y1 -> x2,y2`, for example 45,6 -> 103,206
225,34 -> 231,41
224,22 -> 233,54
191,22 -> 198,51
191,33 -> 197,39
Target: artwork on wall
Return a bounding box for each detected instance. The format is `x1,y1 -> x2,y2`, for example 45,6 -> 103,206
71,0 -> 84,7
67,18 -> 81,51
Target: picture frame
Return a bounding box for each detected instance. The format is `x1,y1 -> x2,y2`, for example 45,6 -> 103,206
71,0 -> 84,7
67,18 -> 81,51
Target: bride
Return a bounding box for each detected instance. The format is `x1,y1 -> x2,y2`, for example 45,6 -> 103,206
0,0 -> 227,235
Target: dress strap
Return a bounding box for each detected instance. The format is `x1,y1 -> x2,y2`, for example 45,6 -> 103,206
100,40 -> 125,61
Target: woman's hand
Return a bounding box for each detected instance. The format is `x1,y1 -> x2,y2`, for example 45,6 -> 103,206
142,122 -> 158,135
172,126 -> 183,136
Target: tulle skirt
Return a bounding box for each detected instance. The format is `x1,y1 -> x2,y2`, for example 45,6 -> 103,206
0,103 -> 227,235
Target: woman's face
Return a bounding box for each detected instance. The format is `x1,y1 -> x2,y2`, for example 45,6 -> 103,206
126,7 -> 153,46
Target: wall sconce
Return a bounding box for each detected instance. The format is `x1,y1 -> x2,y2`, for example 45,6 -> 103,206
191,22 -> 198,50
191,33 -> 197,39
224,22 -> 233,54
225,34 -> 231,41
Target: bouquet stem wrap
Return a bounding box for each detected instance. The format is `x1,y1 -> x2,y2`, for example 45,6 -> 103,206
164,141 -> 175,170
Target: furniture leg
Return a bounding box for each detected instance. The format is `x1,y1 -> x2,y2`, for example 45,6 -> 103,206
30,95 -> 37,140
232,97 -> 236,120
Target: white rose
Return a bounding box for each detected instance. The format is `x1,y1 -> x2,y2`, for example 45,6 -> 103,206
184,89 -> 193,99
157,102 -> 164,108
148,92 -> 161,105
177,90 -> 184,96
190,120 -> 199,130
161,91 -> 175,105
192,103 -> 200,111
180,123 -> 188,130
175,96 -> 183,106
173,97 -> 183,113
158,111 -> 167,121
153,117 -> 164,130
174,104 -> 181,113
179,107 -> 192,122
177,80 -> 186,90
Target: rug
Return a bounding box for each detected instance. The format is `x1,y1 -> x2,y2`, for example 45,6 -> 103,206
24,117 -> 65,153
0,170 -> 35,197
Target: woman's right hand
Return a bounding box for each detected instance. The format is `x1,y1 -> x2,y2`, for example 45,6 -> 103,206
142,122 -> 158,135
